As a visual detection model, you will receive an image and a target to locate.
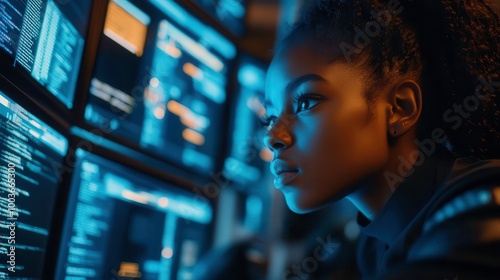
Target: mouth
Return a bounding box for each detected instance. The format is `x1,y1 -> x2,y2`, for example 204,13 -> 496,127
271,159 -> 299,189
273,170 -> 299,189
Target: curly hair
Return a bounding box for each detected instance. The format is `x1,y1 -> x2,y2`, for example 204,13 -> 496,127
278,0 -> 500,159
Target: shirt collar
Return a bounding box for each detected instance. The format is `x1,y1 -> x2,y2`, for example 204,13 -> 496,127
357,147 -> 456,245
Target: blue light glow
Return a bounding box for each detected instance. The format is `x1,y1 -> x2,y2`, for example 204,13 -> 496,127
0,89 -> 68,278
424,189 -> 494,232
478,190 -> 492,204
148,0 -> 236,59
56,149 -> 213,279
182,148 -> 212,171
238,64 -> 266,90
113,0 -> 151,25
0,90 -> 68,156
144,260 -> 161,273
244,195 -> 263,232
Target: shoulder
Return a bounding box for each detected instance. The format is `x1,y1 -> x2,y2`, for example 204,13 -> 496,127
408,157 -> 500,261
443,157 -> 500,188
422,157 -> 500,231
380,158 -> 500,279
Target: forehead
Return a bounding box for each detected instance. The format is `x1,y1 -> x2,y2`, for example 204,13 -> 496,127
267,46 -> 325,90
265,43 -> 349,101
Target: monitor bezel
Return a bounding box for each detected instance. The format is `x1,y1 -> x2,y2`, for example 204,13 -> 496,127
0,74 -> 70,140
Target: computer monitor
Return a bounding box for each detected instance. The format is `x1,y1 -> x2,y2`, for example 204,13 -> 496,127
0,0 -> 93,108
55,149 -> 213,280
0,87 -> 68,278
224,55 -> 271,184
84,0 -> 236,174
189,0 -> 248,36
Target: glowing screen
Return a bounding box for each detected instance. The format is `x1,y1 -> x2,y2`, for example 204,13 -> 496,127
0,89 -> 68,278
56,149 -> 213,280
85,0 -> 236,173
0,0 -> 92,108
191,0 -> 248,36
224,57 -> 272,184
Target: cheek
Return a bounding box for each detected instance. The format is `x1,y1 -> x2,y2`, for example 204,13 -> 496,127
293,105 -> 388,193
342,123 -> 388,179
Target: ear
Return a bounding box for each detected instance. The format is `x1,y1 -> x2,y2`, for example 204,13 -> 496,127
386,80 -> 422,137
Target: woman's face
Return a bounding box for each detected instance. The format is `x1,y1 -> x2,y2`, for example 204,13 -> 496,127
264,44 -> 390,213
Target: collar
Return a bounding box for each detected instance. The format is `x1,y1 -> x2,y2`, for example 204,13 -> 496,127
357,147 -> 456,245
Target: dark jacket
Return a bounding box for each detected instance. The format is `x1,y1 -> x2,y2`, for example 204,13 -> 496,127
357,149 -> 500,280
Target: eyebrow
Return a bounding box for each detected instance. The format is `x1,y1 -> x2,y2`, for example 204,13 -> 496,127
286,73 -> 326,92
265,74 -> 326,109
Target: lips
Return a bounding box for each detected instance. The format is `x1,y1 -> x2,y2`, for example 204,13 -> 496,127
271,159 -> 299,189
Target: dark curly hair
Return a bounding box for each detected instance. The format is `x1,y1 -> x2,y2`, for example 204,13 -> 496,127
278,0 -> 500,159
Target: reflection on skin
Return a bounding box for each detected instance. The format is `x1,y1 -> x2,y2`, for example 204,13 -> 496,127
264,43 -> 422,219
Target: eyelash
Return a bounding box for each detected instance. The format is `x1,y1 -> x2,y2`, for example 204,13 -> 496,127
260,93 -> 324,129
259,114 -> 276,129
293,93 -> 324,113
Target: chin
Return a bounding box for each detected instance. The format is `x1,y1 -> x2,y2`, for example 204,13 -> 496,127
283,191 -> 324,214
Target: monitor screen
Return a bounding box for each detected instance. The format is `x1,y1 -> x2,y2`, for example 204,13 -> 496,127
224,56 -> 271,184
0,0 -> 93,108
56,149 -> 213,280
0,89 -> 68,278
84,0 -> 236,173
190,0 -> 248,36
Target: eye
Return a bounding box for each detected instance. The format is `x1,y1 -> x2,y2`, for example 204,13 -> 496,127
295,94 -> 324,113
259,114 -> 277,130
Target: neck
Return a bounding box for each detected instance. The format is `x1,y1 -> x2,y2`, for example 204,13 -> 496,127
346,135 -> 420,221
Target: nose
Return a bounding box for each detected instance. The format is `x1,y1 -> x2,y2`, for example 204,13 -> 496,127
263,117 -> 292,152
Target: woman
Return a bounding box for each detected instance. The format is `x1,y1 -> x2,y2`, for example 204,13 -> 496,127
263,0 -> 500,279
